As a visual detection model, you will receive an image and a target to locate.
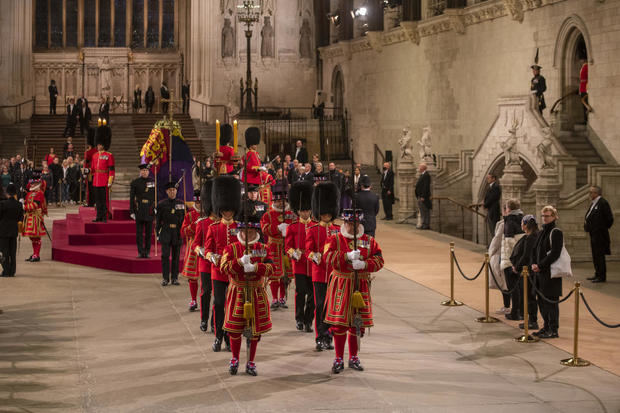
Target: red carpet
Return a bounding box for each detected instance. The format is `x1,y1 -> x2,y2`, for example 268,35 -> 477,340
52,200 -> 184,274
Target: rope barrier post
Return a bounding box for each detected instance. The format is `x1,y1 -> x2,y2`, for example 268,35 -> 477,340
476,254 -> 499,323
515,266 -> 539,343
561,282 -> 590,367
441,242 -> 463,307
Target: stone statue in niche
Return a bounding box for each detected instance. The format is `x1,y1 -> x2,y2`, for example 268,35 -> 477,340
222,18 -> 235,58
537,127 -> 556,169
501,120 -> 522,166
100,56 -> 113,96
298,0 -> 312,16
299,19 -> 312,59
262,0 -> 275,16
261,16 -> 275,58
417,126 -> 433,162
398,127 -> 414,161
220,0 -> 235,15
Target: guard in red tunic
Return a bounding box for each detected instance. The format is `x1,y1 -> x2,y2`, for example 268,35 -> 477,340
91,120 -> 115,222
22,171 -> 48,262
285,181 -> 315,332
305,181 -> 340,351
191,179 -> 217,332
259,170 -> 275,207
241,127 -> 265,185
215,123 -> 236,174
220,211 -> 274,376
205,175 -> 241,352
324,208 -> 384,374
260,184 -> 295,309
181,190 -> 201,312
83,128 -> 97,206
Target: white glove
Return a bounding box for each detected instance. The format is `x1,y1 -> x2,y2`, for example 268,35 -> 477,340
293,250 -> 302,261
259,166 -> 268,172
210,254 -> 220,266
239,254 -> 252,265
195,247 -> 205,258
153,208 -> 157,215
352,259 -> 366,270
243,263 -> 257,273
312,253 -> 322,265
277,223 -> 288,236
108,182 -> 113,188
346,250 -> 360,261
130,213 -> 136,220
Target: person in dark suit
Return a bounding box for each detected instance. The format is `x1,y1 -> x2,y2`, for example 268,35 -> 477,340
299,163 -> 314,183
156,182 -> 185,286
0,184 -> 24,277
78,98 -> 92,136
98,96 -> 110,123
294,140 -> 308,164
182,80 -> 190,114
483,174 -> 502,237
584,186 -> 614,283
48,80 -> 58,114
133,85 -> 142,113
130,164 -> 156,258
160,81 -> 170,114
379,162 -> 395,221
530,64 -> 547,115
531,205 -> 563,339
415,163 -> 432,229
63,98 -> 78,137
145,86 -> 155,113
357,175 -> 379,237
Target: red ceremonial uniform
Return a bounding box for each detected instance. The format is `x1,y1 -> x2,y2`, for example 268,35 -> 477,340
242,149 -> 262,185
181,206 -> 201,281
23,189 -> 47,237
260,208 -> 295,281
285,218 -> 314,276
205,218 -> 239,282
216,145 -> 235,174
91,150 -> 115,187
323,230 -> 384,328
191,216 -> 217,274
305,222 -> 340,283
220,239 -> 274,336
259,171 -> 275,207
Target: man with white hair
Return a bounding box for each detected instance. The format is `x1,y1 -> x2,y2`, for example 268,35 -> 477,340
415,163 -> 431,229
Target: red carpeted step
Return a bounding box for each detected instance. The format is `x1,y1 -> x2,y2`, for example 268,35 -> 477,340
68,233 -> 157,245
84,221 -> 137,234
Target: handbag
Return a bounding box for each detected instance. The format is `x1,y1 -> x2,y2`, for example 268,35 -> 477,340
548,228 -> 573,278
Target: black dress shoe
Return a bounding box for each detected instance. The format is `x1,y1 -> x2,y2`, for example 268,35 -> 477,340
505,313 -> 520,321
270,301 -> 279,310
31,257 -> 40,262
304,324 -> 313,333
25,255 -> 33,262
212,338 -> 222,352
171,279 -> 180,286
348,357 -> 364,371
200,321 -> 208,332
137,254 -> 144,259
586,276 -> 598,281
315,341 -> 324,352
331,359 -> 344,374
161,280 -> 169,286
296,321 -> 304,331
592,278 -> 606,283
538,330 -> 559,339
229,358 -> 239,375
532,328 -> 547,337
144,254 -> 150,259
245,362 -> 257,376
519,321 -> 539,330
92,219 -> 100,223
322,338 -> 334,350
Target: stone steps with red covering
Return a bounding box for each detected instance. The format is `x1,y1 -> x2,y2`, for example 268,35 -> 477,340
52,200 -> 184,274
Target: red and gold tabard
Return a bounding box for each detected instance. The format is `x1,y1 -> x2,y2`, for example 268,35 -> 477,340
285,218 -> 315,276
242,149 -> 262,185
180,206 -> 201,281
220,237 -> 274,336
259,171 -> 275,207
191,215 -> 217,274
215,145 -> 235,174
323,229 -> 384,328
91,150 -> 115,187
205,218 -> 239,282
260,207 -> 295,281
304,221 -> 340,283
22,189 -> 47,237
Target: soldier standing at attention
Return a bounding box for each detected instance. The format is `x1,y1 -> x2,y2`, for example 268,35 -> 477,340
181,190 -> 202,311
531,64 -> 547,115
91,121 -> 115,222
156,182 -> 185,286
129,164 -> 155,258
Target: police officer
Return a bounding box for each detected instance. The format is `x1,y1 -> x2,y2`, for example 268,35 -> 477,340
130,164 -> 155,258
156,182 -> 185,286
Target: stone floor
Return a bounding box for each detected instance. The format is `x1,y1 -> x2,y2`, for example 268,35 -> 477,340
1,207 -> 620,412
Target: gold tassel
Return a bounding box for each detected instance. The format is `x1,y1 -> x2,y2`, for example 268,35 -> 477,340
243,301 -> 253,320
351,291 -> 365,309
283,255 -> 292,271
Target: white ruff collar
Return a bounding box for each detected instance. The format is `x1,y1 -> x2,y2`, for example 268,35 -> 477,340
237,232 -> 261,245
340,224 -> 364,239
271,204 -> 289,213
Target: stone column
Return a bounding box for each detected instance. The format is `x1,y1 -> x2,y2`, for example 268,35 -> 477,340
0,0 -> 33,123
501,163 -> 528,205
532,168 -> 561,215
397,160 -> 417,223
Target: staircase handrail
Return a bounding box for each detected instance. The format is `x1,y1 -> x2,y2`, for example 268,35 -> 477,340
190,99 -> 229,124
550,88 -> 580,114
431,196 -> 487,245
0,96 -> 35,123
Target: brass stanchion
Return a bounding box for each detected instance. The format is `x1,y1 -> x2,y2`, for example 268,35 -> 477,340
515,266 -> 539,343
561,282 -> 590,367
441,242 -> 463,306
476,254 -> 499,323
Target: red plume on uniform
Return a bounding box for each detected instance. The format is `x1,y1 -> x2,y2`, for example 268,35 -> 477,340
212,175 -> 241,216
288,181 -> 313,214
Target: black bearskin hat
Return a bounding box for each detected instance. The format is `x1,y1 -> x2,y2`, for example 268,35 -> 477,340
289,181 -> 313,214
200,179 -> 214,216
245,127 -> 261,147
86,127 -> 96,147
220,123 -> 233,146
311,181 -> 340,221
95,124 -> 112,151
212,175 -> 241,216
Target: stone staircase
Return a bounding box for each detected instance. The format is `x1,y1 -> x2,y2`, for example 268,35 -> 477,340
109,115 -> 139,199
0,121 -> 30,159
556,123 -> 605,188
